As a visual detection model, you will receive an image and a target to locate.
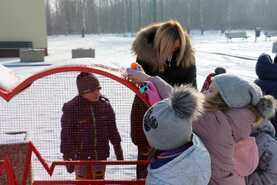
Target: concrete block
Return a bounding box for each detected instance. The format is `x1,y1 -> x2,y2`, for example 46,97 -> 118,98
20,49 -> 44,63
72,48 -> 95,58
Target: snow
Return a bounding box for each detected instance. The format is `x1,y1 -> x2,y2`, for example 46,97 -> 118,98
0,132 -> 29,145
1,30 -> 275,83
0,31 -> 276,180
0,64 -> 21,90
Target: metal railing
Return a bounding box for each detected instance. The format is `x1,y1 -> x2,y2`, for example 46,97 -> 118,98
0,142 -> 148,185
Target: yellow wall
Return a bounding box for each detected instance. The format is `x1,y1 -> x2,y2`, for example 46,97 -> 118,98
0,0 -> 47,49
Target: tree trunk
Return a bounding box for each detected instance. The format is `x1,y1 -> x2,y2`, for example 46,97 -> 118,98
138,0 -> 142,28
153,0 -> 157,22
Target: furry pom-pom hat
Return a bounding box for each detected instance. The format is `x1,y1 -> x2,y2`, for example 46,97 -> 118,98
143,85 -> 204,150
213,74 -> 276,119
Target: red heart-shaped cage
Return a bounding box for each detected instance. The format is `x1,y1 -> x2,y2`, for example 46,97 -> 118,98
0,65 -> 149,185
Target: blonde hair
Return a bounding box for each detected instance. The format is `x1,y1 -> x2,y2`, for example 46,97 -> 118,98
248,106 -> 263,126
204,92 -> 229,112
204,92 -> 263,126
154,20 -> 195,72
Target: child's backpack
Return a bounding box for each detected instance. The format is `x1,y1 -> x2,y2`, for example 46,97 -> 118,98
234,137 -> 259,177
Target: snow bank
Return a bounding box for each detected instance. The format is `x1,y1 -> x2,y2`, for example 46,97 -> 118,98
0,65 -> 20,90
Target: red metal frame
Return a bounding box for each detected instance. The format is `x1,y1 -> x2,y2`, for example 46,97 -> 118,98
0,64 -> 149,106
1,142 -> 147,185
0,65 -> 150,184
32,180 -> 145,185
0,159 -> 18,185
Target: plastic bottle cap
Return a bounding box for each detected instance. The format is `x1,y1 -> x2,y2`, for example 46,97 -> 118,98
130,63 -> 140,69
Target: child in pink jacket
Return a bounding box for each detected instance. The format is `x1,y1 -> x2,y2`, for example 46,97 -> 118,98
191,74 -> 275,185
127,69 -> 276,185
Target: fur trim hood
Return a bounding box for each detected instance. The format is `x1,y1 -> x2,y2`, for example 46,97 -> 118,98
132,24 -> 161,68
252,120 -> 276,137
132,22 -> 193,71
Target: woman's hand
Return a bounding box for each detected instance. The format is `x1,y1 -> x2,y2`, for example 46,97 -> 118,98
126,68 -> 150,85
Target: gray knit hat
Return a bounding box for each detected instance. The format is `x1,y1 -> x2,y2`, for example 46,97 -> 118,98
213,74 -> 276,119
143,86 -> 204,150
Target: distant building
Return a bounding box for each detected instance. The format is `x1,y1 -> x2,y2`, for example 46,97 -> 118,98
0,0 -> 47,57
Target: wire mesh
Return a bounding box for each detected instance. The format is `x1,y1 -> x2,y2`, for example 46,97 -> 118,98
0,70 -> 148,184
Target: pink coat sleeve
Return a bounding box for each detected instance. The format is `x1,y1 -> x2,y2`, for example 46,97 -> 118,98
226,108 -> 256,142
147,76 -> 172,99
144,81 -> 162,105
227,109 -> 259,177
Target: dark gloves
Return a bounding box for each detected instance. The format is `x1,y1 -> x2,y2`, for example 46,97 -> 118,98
63,154 -> 75,174
246,171 -> 275,185
114,144 -> 124,160
245,172 -> 263,185
259,150 -> 272,171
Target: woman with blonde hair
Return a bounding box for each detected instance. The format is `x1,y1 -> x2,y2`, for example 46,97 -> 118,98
132,20 -> 196,81
130,20 -> 197,179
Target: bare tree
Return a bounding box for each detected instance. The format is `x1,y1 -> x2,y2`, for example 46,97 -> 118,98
124,0 -> 133,32
152,0 -> 157,22
46,0 -> 277,35
83,0 -> 87,37
199,0 -> 204,34
138,0 -> 142,28
186,0 -> 192,33
160,0 -> 164,21
45,0 -> 53,35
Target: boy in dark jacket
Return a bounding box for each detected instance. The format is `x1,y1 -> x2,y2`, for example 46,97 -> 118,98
60,72 -> 123,179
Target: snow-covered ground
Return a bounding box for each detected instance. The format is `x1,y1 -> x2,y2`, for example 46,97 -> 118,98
0,30 -> 276,180
1,30 -> 275,84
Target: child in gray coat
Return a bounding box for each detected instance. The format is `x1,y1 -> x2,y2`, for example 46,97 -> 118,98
142,86 -> 211,185
246,120 -> 277,185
